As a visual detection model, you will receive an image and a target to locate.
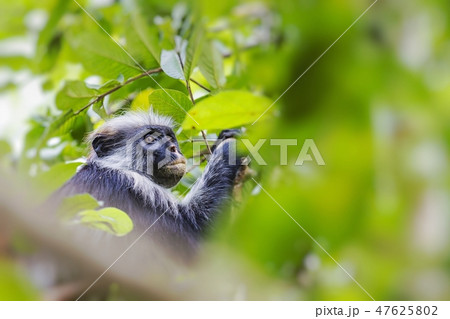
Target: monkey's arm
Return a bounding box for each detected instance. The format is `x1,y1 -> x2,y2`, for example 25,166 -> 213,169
180,139 -> 241,231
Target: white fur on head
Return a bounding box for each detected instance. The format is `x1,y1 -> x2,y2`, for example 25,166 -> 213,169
99,110 -> 174,132
89,111 -> 174,140
87,110 -> 174,158
86,109 -> 175,182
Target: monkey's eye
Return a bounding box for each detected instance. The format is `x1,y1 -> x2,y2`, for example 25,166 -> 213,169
144,134 -> 156,144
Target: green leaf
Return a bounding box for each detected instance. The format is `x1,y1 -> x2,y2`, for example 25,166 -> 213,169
92,99 -> 108,119
37,109 -> 78,150
67,31 -> 142,79
18,123 -> 45,174
0,56 -> 31,71
32,162 -> 80,198
198,40 -> 226,89
148,89 -> 193,124
58,193 -> 100,220
156,17 -> 176,50
130,88 -> 154,110
182,90 -> 272,130
97,79 -> 122,93
184,23 -> 205,80
160,49 -> 185,80
75,207 -> 134,237
130,14 -> 161,64
55,80 -> 97,111
124,19 -> 159,70
34,0 -> 68,73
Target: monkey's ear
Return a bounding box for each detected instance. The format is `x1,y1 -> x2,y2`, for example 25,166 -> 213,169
92,134 -> 114,157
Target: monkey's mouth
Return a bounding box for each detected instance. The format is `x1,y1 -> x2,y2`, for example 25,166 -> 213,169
160,157 -> 187,175
155,157 -> 186,188
163,157 -> 186,169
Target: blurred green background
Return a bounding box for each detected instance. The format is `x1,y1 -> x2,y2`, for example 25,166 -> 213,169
0,0 -> 449,300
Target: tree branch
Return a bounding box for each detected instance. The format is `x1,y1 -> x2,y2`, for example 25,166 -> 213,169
189,78 -> 211,92
200,130 -> 212,155
0,170 -> 294,301
177,53 -> 212,155
74,67 -> 162,115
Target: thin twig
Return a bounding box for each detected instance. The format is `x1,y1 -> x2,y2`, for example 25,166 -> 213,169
187,153 -> 208,173
177,53 -> 212,155
74,67 -> 162,115
189,78 -> 210,92
185,78 -> 195,105
200,130 -> 212,154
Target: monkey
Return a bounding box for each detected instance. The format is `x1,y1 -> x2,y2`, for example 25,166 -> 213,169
54,111 -> 245,255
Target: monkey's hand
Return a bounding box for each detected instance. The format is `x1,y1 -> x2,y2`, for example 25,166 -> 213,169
213,132 -> 254,201
218,129 -> 241,140
211,129 -> 242,153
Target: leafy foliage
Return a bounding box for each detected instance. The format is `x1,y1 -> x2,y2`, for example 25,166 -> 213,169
198,40 -> 226,89
73,207 -> 134,237
148,89 -> 193,124
183,23 -> 205,81
182,90 -> 271,130
161,49 -> 185,80
1,0 -> 449,301
58,193 -> 100,220
66,31 -> 143,79
55,81 -> 98,111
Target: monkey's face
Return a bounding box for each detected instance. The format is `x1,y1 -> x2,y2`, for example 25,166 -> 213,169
92,125 -> 186,188
136,126 -> 186,188
92,124 -> 186,188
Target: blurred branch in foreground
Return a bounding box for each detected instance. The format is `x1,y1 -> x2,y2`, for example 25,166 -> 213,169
0,169 -> 300,300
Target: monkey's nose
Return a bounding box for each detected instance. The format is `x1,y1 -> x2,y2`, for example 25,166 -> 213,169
169,145 -> 177,153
